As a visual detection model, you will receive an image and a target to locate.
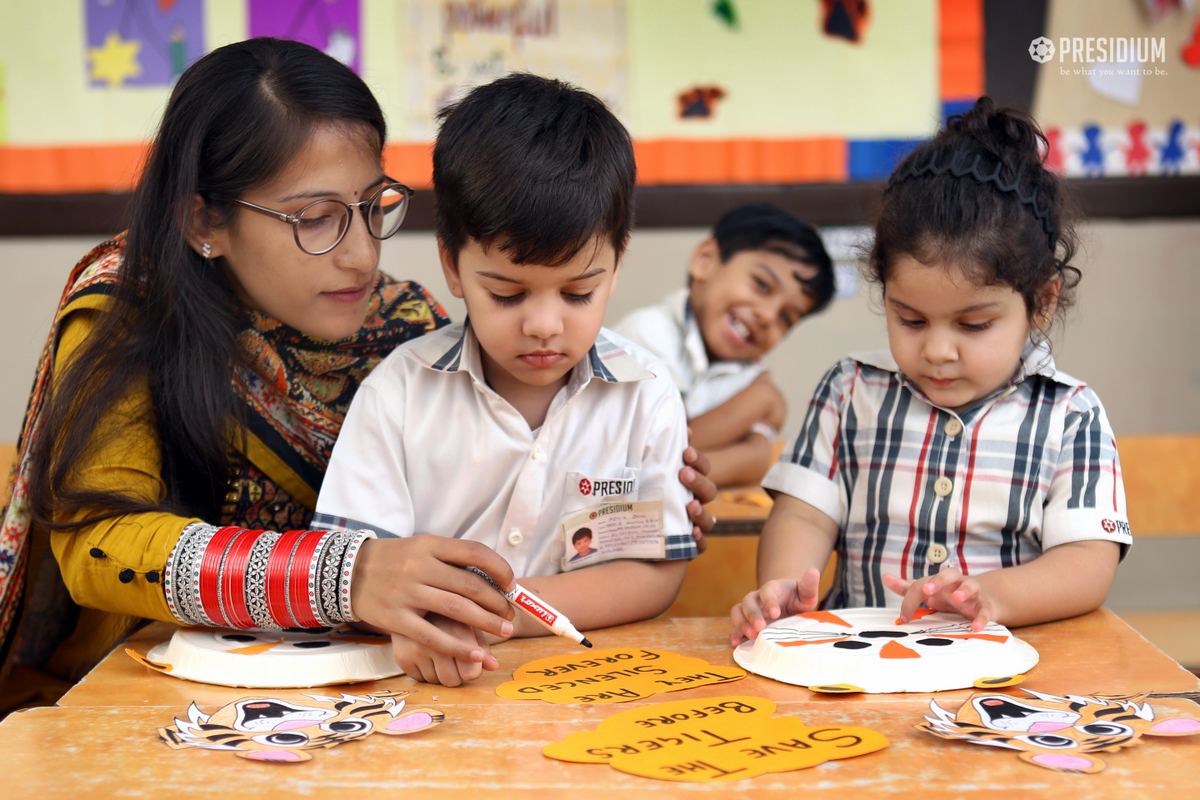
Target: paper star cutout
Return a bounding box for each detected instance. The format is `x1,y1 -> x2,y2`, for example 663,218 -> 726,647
89,31 -> 142,89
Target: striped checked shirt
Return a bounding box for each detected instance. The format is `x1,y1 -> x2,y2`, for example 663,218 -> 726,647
314,322 -> 698,578
763,342 -> 1131,609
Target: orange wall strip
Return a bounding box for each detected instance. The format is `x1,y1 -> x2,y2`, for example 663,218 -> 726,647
940,0 -> 984,100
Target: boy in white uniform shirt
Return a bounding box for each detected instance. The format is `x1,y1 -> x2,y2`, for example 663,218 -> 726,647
315,74 -> 698,686
615,205 -> 835,487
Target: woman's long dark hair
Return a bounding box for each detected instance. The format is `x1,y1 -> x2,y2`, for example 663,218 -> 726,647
28,38 -> 386,529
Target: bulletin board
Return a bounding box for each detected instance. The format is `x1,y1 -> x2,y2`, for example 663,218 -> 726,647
1,0 -> 1196,233
0,0 -> 975,195
1030,0 -> 1200,178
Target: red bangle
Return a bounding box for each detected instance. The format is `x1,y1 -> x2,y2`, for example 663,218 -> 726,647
198,526 -> 244,627
264,531 -> 307,628
220,529 -> 262,629
287,531 -> 326,628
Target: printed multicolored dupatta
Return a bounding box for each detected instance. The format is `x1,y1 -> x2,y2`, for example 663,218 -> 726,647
0,236 -> 449,662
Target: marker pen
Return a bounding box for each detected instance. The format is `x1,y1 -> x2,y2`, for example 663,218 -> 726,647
466,566 -> 593,648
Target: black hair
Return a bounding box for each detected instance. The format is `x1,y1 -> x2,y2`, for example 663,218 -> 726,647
712,204 -> 835,314
29,38 -> 387,530
572,527 -> 593,544
433,73 -> 636,266
868,96 -> 1080,326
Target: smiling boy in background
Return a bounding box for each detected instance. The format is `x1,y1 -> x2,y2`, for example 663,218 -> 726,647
615,205 -> 834,487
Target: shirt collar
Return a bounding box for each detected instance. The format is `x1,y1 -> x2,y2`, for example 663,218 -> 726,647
850,338 -> 1084,413
404,320 -> 654,386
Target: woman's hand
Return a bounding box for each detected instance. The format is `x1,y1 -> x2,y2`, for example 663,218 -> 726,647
681,439 -> 717,554
350,535 -> 515,664
730,568 -> 822,646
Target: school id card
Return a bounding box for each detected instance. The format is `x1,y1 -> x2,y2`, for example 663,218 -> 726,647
559,471 -> 664,572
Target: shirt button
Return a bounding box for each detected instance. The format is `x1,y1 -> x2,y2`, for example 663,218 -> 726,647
928,543 -> 949,564
944,418 -> 963,437
532,445 -> 542,460
507,529 -> 523,546
934,477 -> 953,497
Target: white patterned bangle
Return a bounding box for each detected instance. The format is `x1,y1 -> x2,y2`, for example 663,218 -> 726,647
749,420 -> 778,442
338,530 -> 377,623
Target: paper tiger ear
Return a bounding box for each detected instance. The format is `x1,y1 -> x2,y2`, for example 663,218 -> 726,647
1018,750 -> 1108,774
125,648 -> 172,674
1147,717 -> 1200,736
375,707 -> 446,737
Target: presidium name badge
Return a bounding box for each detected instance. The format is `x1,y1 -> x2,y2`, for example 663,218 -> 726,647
559,471 -> 664,572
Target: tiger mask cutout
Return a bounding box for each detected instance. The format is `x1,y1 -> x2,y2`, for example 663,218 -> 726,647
917,690 -> 1200,773
159,690 -> 443,762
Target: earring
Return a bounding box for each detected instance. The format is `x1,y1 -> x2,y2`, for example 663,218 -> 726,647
201,242 -> 212,259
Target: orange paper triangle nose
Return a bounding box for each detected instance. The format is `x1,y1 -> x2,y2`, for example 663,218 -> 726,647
879,640 -> 920,659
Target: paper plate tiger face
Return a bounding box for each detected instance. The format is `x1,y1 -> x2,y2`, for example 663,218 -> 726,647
733,608 -> 1039,693
918,690 -> 1200,773
158,690 -> 443,762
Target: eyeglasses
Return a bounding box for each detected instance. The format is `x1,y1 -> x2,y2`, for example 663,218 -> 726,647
230,181 -> 414,255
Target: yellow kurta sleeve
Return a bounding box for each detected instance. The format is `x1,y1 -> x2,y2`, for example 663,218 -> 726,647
47,310 -> 201,624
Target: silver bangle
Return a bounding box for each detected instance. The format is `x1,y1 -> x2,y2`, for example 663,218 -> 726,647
244,531 -> 282,629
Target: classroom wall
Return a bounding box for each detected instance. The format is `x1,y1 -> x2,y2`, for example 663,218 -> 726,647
2,217 -> 1198,444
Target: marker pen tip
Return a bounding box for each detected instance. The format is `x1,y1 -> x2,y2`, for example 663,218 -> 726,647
581,637 -> 593,649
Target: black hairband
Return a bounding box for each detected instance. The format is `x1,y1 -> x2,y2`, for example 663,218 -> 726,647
888,151 -> 1056,249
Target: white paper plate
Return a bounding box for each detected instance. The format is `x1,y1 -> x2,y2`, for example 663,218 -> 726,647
144,626 -> 404,688
733,608 -> 1038,693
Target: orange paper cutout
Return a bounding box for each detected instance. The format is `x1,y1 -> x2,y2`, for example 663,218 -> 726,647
545,695 -> 888,782
895,607 -> 939,625
124,648 -> 171,673
938,633 -> 1010,644
798,610 -> 853,627
778,637 -> 851,648
496,648 -> 745,704
226,637 -> 285,655
880,640 -> 920,659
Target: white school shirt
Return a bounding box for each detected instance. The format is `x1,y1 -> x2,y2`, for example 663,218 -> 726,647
614,288 -> 765,418
763,342 -> 1132,609
312,322 -> 698,578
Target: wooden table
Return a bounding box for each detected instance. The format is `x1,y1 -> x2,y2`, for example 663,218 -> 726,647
4,611 -> 1198,798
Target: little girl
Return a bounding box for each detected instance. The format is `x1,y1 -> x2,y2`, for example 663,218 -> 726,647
731,98 -> 1131,645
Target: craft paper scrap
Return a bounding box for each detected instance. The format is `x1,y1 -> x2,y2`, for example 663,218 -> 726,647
496,648 -> 746,704
158,690 -> 443,763
544,695 -> 888,782
917,690 -> 1200,774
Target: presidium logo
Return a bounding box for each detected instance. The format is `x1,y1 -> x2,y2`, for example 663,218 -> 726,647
1029,36 -> 1054,63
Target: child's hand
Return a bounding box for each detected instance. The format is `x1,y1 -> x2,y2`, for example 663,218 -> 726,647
750,372 -> 787,431
729,568 -> 822,647
883,568 -> 998,632
389,613 -> 500,686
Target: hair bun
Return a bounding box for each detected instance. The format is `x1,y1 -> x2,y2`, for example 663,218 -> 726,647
946,96 -> 1044,168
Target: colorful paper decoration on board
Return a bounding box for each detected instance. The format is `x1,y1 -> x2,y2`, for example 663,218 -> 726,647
732,608 -> 1039,694
249,0 -> 362,73
1184,18 -> 1200,67
821,0 -> 870,43
711,0 -> 738,30
917,690 -> 1200,774
678,87 -> 726,118
85,0 -> 205,88
543,695 -> 888,782
127,625 -> 402,688
1046,120 -> 1200,177
496,648 -> 745,704
158,690 -> 443,763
